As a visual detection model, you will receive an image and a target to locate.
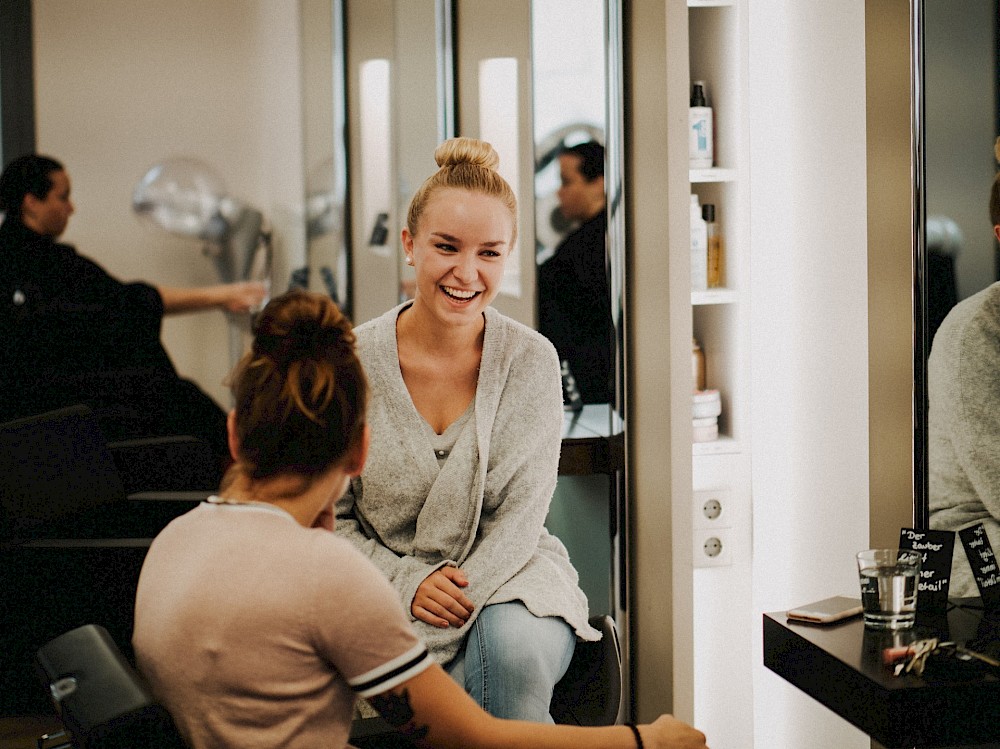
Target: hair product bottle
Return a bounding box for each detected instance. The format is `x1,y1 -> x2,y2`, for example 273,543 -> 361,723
691,194 -> 708,290
689,80 -> 714,169
692,337 -> 706,392
703,203 -> 724,288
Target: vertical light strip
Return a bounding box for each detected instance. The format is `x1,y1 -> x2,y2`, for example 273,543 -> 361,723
435,0 -> 455,141
359,58 -> 392,258
478,57 -> 521,297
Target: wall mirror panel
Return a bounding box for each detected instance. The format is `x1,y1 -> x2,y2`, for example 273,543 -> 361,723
916,0 -> 999,536
336,0 -> 625,425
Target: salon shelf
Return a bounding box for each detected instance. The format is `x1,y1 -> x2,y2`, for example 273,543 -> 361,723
691,288 -> 737,305
676,0 -> 753,744
689,167 -> 736,183
692,435 -> 740,456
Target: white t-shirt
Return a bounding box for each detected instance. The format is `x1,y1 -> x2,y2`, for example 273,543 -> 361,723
133,499 -> 432,749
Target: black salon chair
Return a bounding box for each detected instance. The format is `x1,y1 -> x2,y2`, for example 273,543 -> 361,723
34,624 -> 185,749
2,405 -> 214,715
0,403 -> 214,541
551,614 -> 623,726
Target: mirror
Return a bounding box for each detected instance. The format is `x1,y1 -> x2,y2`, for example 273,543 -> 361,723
301,0 -> 350,314
339,0 -> 455,327
332,0 -> 628,687
918,0 -> 999,556
336,0 -> 622,420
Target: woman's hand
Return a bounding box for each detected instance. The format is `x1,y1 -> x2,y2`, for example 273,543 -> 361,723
158,281 -> 268,315
219,281 -> 268,314
412,567 -> 475,628
642,715 -> 709,749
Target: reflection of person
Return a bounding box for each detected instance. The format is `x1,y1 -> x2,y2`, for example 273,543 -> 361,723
335,138 -> 599,722
0,154 -> 265,464
928,155 -> 1000,596
537,141 -> 613,404
133,289 -> 708,749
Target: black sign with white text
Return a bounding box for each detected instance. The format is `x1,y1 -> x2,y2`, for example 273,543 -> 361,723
959,523 -> 1000,611
899,527 -> 955,612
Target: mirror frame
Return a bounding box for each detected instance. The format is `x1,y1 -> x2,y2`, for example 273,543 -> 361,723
913,0 -> 929,529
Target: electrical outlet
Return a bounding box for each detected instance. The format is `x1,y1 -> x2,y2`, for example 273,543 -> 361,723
693,489 -> 731,529
693,528 -> 732,567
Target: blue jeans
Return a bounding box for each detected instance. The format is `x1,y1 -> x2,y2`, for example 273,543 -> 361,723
446,601 -> 576,722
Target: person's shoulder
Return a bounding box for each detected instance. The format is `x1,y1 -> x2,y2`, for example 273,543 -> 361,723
955,282 -> 1000,334
309,530 -> 406,600
933,282 -> 1000,364
354,303 -> 408,340
486,307 -> 557,359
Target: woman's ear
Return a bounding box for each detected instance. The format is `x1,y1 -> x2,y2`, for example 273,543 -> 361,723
345,424 -> 370,477
226,410 -> 241,462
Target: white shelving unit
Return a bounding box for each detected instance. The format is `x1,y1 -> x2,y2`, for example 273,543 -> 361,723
626,1 -> 751,741
686,1 -> 754,747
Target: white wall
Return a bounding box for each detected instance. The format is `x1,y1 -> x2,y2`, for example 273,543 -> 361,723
748,3 -> 871,748
32,0 -> 306,406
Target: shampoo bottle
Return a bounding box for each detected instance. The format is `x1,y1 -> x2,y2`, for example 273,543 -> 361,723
703,203 -> 724,288
691,194 -> 708,290
689,81 -> 714,169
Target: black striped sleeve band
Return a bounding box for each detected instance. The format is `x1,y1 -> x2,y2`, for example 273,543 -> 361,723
348,643 -> 434,698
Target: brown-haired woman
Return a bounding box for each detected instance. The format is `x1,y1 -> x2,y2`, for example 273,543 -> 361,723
132,289 -> 707,749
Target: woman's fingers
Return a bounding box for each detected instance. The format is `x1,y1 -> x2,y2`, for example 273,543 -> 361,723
436,567 -> 475,612
411,569 -> 475,627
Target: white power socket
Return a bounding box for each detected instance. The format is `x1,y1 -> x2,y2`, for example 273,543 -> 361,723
693,528 -> 732,567
693,489 -> 731,529
692,489 -> 732,567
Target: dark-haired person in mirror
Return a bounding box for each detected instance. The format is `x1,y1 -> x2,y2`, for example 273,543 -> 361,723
928,139 -> 1000,596
537,140 -> 613,404
335,138 -> 600,722
132,289 -> 709,749
0,154 -> 265,466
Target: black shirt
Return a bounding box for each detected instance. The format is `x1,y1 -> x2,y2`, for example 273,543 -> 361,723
537,211 -> 613,404
0,218 -> 227,459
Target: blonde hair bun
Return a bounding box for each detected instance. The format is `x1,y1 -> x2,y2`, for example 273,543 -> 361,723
434,137 -> 500,171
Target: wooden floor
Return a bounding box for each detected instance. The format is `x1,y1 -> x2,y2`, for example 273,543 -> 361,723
0,715 -> 64,749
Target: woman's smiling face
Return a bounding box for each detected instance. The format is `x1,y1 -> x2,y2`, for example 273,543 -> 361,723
402,187 -> 514,326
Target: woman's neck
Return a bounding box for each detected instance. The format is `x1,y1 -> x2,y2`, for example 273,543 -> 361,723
399,299 -> 485,356
220,466 -> 347,528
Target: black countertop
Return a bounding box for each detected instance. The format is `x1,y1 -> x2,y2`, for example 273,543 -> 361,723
764,602 -> 1000,748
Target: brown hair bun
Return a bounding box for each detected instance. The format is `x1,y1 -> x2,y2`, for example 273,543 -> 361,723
434,137 -> 501,172
230,290 -> 367,482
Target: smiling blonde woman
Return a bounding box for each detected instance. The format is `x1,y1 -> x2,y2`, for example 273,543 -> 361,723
335,138 -> 599,722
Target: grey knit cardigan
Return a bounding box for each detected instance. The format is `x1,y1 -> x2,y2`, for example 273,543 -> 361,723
335,303 -> 598,664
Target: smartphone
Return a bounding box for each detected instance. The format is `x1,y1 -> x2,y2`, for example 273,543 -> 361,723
786,596 -> 863,624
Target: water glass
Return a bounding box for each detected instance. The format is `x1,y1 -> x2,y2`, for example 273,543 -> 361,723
856,549 -> 921,630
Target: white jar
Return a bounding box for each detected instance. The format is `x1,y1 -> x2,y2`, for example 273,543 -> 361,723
692,389 -> 722,419
692,416 -> 719,443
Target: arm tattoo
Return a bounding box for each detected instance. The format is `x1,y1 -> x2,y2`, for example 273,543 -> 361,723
369,689 -> 430,741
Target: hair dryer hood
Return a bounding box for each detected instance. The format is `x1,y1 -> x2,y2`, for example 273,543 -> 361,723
132,157 -> 245,243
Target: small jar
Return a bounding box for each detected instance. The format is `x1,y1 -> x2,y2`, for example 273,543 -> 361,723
692,389 -> 722,419
692,337 -> 706,392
